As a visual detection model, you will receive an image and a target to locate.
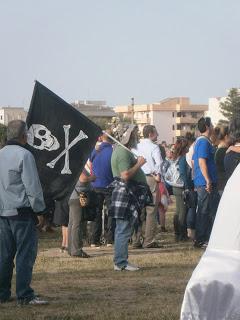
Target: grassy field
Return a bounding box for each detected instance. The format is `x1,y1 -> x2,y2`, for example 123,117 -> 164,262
0,204 -> 203,320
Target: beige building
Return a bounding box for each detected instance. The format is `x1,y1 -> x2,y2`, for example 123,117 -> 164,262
0,107 -> 27,126
72,100 -> 116,118
115,97 -> 208,144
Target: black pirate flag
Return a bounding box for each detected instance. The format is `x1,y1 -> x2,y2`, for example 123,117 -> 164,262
26,81 -> 102,204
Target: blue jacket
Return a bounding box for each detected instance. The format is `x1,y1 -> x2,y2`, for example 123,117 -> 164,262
90,142 -> 114,188
0,144 -> 46,216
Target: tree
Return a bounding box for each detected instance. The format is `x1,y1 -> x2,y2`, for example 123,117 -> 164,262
220,88 -> 240,121
0,124 -> 7,147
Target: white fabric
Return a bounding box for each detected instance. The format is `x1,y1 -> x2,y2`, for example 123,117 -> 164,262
186,144 -> 194,168
181,163 -> 240,320
136,139 -> 163,175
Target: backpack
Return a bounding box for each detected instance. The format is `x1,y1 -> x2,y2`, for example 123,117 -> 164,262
163,158 -> 184,188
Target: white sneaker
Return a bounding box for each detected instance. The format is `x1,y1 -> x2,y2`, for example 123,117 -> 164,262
29,297 -> 48,305
106,243 -> 113,248
114,263 -> 140,271
18,297 -> 49,305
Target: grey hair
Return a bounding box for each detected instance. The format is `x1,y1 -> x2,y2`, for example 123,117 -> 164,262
7,120 -> 27,141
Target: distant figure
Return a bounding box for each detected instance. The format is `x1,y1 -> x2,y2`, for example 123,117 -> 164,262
192,117 -> 220,248
214,126 -> 229,194
136,125 -> 163,248
111,125 -> 147,271
0,120 -> 47,305
224,117 -> 240,181
90,130 -> 114,247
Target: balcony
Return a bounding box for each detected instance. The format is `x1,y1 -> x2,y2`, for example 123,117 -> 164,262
176,117 -> 198,124
134,117 -> 151,124
175,129 -> 193,137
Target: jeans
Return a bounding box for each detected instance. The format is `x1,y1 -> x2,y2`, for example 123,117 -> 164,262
68,199 -> 84,256
114,218 -> 134,268
0,216 -> 38,302
195,185 -> 220,243
186,190 -> 198,229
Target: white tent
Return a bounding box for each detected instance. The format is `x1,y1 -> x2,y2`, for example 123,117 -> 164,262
181,163 -> 240,320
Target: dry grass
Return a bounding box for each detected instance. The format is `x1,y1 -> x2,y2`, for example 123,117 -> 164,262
0,203 -> 203,320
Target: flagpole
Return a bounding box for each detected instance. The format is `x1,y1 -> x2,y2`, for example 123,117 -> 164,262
102,130 -> 138,158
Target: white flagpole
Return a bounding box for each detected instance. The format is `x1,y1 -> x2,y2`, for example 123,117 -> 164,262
102,130 -> 138,158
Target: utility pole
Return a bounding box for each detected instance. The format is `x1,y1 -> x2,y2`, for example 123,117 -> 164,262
131,97 -> 134,124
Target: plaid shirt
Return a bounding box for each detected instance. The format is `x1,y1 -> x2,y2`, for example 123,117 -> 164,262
108,178 -> 152,220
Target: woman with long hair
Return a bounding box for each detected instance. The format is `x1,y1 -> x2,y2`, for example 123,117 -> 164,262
171,138 -> 190,241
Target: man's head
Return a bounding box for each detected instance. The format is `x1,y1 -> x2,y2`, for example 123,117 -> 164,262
120,124 -> 138,149
143,125 -> 158,142
7,120 -> 28,145
197,117 -> 213,136
101,128 -> 113,143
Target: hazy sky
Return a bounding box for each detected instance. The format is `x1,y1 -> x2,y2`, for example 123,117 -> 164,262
0,0 -> 240,108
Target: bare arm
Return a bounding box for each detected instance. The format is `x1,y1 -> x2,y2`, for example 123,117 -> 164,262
79,173 -> 96,183
121,156 -> 146,181
226,145 -> 240,154
198,158 -> 212,193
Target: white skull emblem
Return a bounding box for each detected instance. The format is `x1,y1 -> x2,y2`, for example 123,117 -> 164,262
27,124 -> 60,151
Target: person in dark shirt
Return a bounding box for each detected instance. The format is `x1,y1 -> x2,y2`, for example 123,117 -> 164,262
214,126 -> 229,194
90,130 -> 114,247
224,117 -> 240,181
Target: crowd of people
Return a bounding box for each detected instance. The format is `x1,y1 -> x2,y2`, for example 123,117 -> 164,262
53,116 -> 240,266
1,116 -> 240,305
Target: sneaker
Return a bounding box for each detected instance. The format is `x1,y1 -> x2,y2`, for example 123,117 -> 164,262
144,241 -> 163,248
193,241 -> 208,249
125,263 -> 140,271
132,243 -> 143,249
0,297 -> 13,304
106,243 -> 113,248
18,297 -> 48,305
114,263 -> 140,271
29,297 -> 49,305
90,244 -> 101,249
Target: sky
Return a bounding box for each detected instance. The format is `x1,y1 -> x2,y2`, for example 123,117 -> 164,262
0,0 -> 240,108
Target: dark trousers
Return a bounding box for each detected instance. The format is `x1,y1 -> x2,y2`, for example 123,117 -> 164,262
195,185 -> 220,243
172,186 -> 187,240
91,188 -> 115,245
0,216 -> 37,302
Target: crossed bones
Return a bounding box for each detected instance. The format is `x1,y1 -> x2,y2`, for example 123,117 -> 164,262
46,125 -> 88,174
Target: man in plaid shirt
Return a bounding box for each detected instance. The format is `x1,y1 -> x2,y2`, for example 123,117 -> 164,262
111,125 -> 146,271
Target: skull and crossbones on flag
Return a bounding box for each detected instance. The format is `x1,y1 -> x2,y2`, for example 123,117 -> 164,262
26,81 -> 102,204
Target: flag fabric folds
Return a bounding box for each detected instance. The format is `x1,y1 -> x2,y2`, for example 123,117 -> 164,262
26,81 -> 102,205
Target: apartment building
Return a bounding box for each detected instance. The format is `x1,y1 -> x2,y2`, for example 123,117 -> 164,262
0,107 -> 27,126
114,97 -> 208,144
72,100 -> 116,118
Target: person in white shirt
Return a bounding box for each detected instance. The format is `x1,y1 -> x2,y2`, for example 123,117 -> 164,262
135,125 -> 163,248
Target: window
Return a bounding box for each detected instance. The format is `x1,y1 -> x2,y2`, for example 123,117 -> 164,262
177,124 -> 181,130
177,112 -> 181,117
172,112 -> 175,118
0,115 -> 2,120
172,125 -> 175,130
